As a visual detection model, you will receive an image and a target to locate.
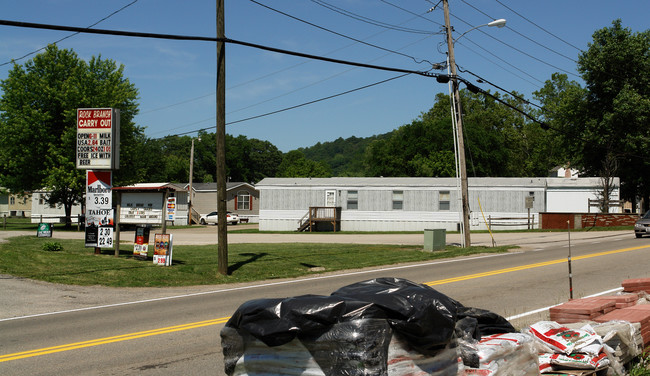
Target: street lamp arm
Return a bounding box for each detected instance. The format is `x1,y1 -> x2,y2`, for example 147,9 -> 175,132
453,18 -> 506,43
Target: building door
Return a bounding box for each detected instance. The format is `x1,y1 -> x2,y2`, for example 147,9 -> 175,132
325,190 -> 336,207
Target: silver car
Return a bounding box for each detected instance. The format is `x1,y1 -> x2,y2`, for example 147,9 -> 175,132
634,211 -> 650,238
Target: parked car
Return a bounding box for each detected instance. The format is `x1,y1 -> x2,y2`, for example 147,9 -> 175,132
199,211 -> 239,225
635,211 -> 650,238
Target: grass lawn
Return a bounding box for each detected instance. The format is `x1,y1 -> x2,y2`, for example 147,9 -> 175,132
0,235 -> 513,287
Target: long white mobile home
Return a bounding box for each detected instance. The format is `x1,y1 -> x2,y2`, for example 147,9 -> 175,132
256,177 -> 620,232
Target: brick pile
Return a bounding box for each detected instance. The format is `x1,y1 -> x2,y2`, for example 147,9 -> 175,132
549,297 -> 617,324
549,278 -> 650,345
622,278 -> 650,294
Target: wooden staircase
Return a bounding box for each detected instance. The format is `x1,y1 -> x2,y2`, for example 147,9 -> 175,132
297,207 -> 341,232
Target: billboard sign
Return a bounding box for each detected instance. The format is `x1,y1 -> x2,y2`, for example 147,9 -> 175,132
76,108 -> 120,170
133,226 -> 151,258
86,170 -> 113,227
166,197 -> 176,221
153,233 -> 173,266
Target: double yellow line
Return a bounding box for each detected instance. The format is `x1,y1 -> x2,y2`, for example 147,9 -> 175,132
2,243 -> 648,363
0,317 -> 230,363
425,244 -> 650,286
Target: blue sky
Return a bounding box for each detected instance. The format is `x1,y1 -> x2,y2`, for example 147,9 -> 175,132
1,1 -> 648,152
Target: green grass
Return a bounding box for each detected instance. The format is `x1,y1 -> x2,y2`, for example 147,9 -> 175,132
0,235 -> 512,287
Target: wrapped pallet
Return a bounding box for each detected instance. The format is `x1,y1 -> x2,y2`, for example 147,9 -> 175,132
221,277 -> 463,376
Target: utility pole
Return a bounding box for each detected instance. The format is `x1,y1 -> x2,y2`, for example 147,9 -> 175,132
188,138 -> 195,225
442,0 -> 471,247
216,0 -> 228,275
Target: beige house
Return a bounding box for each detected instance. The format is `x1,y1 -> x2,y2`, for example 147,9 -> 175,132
188,182 -> 259,223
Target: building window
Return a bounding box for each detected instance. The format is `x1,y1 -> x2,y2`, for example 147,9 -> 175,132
39,195 -> 44,205
347,190 -> 358,210
439,191 -> 450,211
392,191 -> 403,210
10,197 -> 15,205
237,191 -> 251,210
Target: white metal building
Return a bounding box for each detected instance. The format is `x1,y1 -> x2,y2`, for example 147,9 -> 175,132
256,177 -> 620,232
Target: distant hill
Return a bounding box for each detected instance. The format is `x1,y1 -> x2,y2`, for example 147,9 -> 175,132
298,133 -> 392,176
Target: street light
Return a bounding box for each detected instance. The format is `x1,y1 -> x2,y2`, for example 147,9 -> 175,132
454,19 -> 506,43
442,0 -> 505,247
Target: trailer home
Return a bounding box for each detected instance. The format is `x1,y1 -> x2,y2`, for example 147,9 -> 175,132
256,177 -> 619,232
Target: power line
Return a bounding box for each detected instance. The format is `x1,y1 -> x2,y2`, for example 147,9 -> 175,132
0,19 -> 439,78
247,0 -> 438,68
457,67 -> 543,110
459,0 -> 578,63
160,73 -> 411,138
450,12 -> 580,79
456,38 -> 545,85
0,0 -> 139,67
144,31 -> 436,116
310,0 -> 436,35
381,0 -> 445,28
493,0 -> 584,53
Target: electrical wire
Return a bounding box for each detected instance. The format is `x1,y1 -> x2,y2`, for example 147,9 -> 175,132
0,0 -> 139,67
381,0 -> 445,28
457,67 -> 543,110
456,38 -> 545,85
451,12 -> 580,79
0,19 -> 439,78
248,0 -> 438,68
493,0 -> 584,53
459,0 -> 578,63
155,73 -> 411,138
311,0 -> 436,35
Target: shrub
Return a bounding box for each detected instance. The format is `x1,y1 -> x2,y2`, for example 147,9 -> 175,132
42,242 -> 63,252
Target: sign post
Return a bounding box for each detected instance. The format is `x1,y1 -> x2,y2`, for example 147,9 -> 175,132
85,170 -> 113,253
77,108 -> 119,254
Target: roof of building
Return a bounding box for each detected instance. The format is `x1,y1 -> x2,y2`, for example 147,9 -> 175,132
256,177 -> 616,189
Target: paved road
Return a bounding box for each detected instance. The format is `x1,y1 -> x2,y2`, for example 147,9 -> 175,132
1,224 -> 631,248
0,227 -> 632,320
1,230 -> 645,375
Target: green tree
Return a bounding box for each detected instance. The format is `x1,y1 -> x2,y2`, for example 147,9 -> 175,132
277,150 -> 332,177
535,20 -> 650,209
0,45 -> 142,226
363,90 -> 562,178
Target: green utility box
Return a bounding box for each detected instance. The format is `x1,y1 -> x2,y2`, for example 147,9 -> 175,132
424,229 -> 446,251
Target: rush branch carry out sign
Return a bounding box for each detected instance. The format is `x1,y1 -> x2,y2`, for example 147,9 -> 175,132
76,108 -> 120,170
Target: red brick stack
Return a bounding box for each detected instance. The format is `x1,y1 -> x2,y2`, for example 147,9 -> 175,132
622,278 -> 650,294
549,297 -> 617,324
594,305 -> 650,345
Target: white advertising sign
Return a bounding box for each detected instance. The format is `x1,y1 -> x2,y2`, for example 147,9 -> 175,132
98,227 -> 114,248
76,108 -> 120,170
166,197 -> 176,221
86,170 -> 113,227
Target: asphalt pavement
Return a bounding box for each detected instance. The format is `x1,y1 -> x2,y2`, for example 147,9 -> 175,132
0,226 -> 632,320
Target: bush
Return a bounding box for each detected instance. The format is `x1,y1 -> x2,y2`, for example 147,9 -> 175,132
42,242 -> 63,252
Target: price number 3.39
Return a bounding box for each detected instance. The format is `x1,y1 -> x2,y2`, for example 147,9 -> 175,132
94,196 -> 110,205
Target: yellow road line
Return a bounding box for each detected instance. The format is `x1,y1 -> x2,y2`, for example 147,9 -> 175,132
0,317 -> 230,362
425,244 -> 650,286
3,243 -> 649,363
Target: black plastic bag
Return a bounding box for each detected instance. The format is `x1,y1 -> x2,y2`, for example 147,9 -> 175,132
331,277 -> 458,355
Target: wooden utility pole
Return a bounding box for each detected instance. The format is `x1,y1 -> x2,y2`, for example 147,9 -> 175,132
442,0 -> 471,247
216,0 -> 228,275
188,138 -> 195,225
